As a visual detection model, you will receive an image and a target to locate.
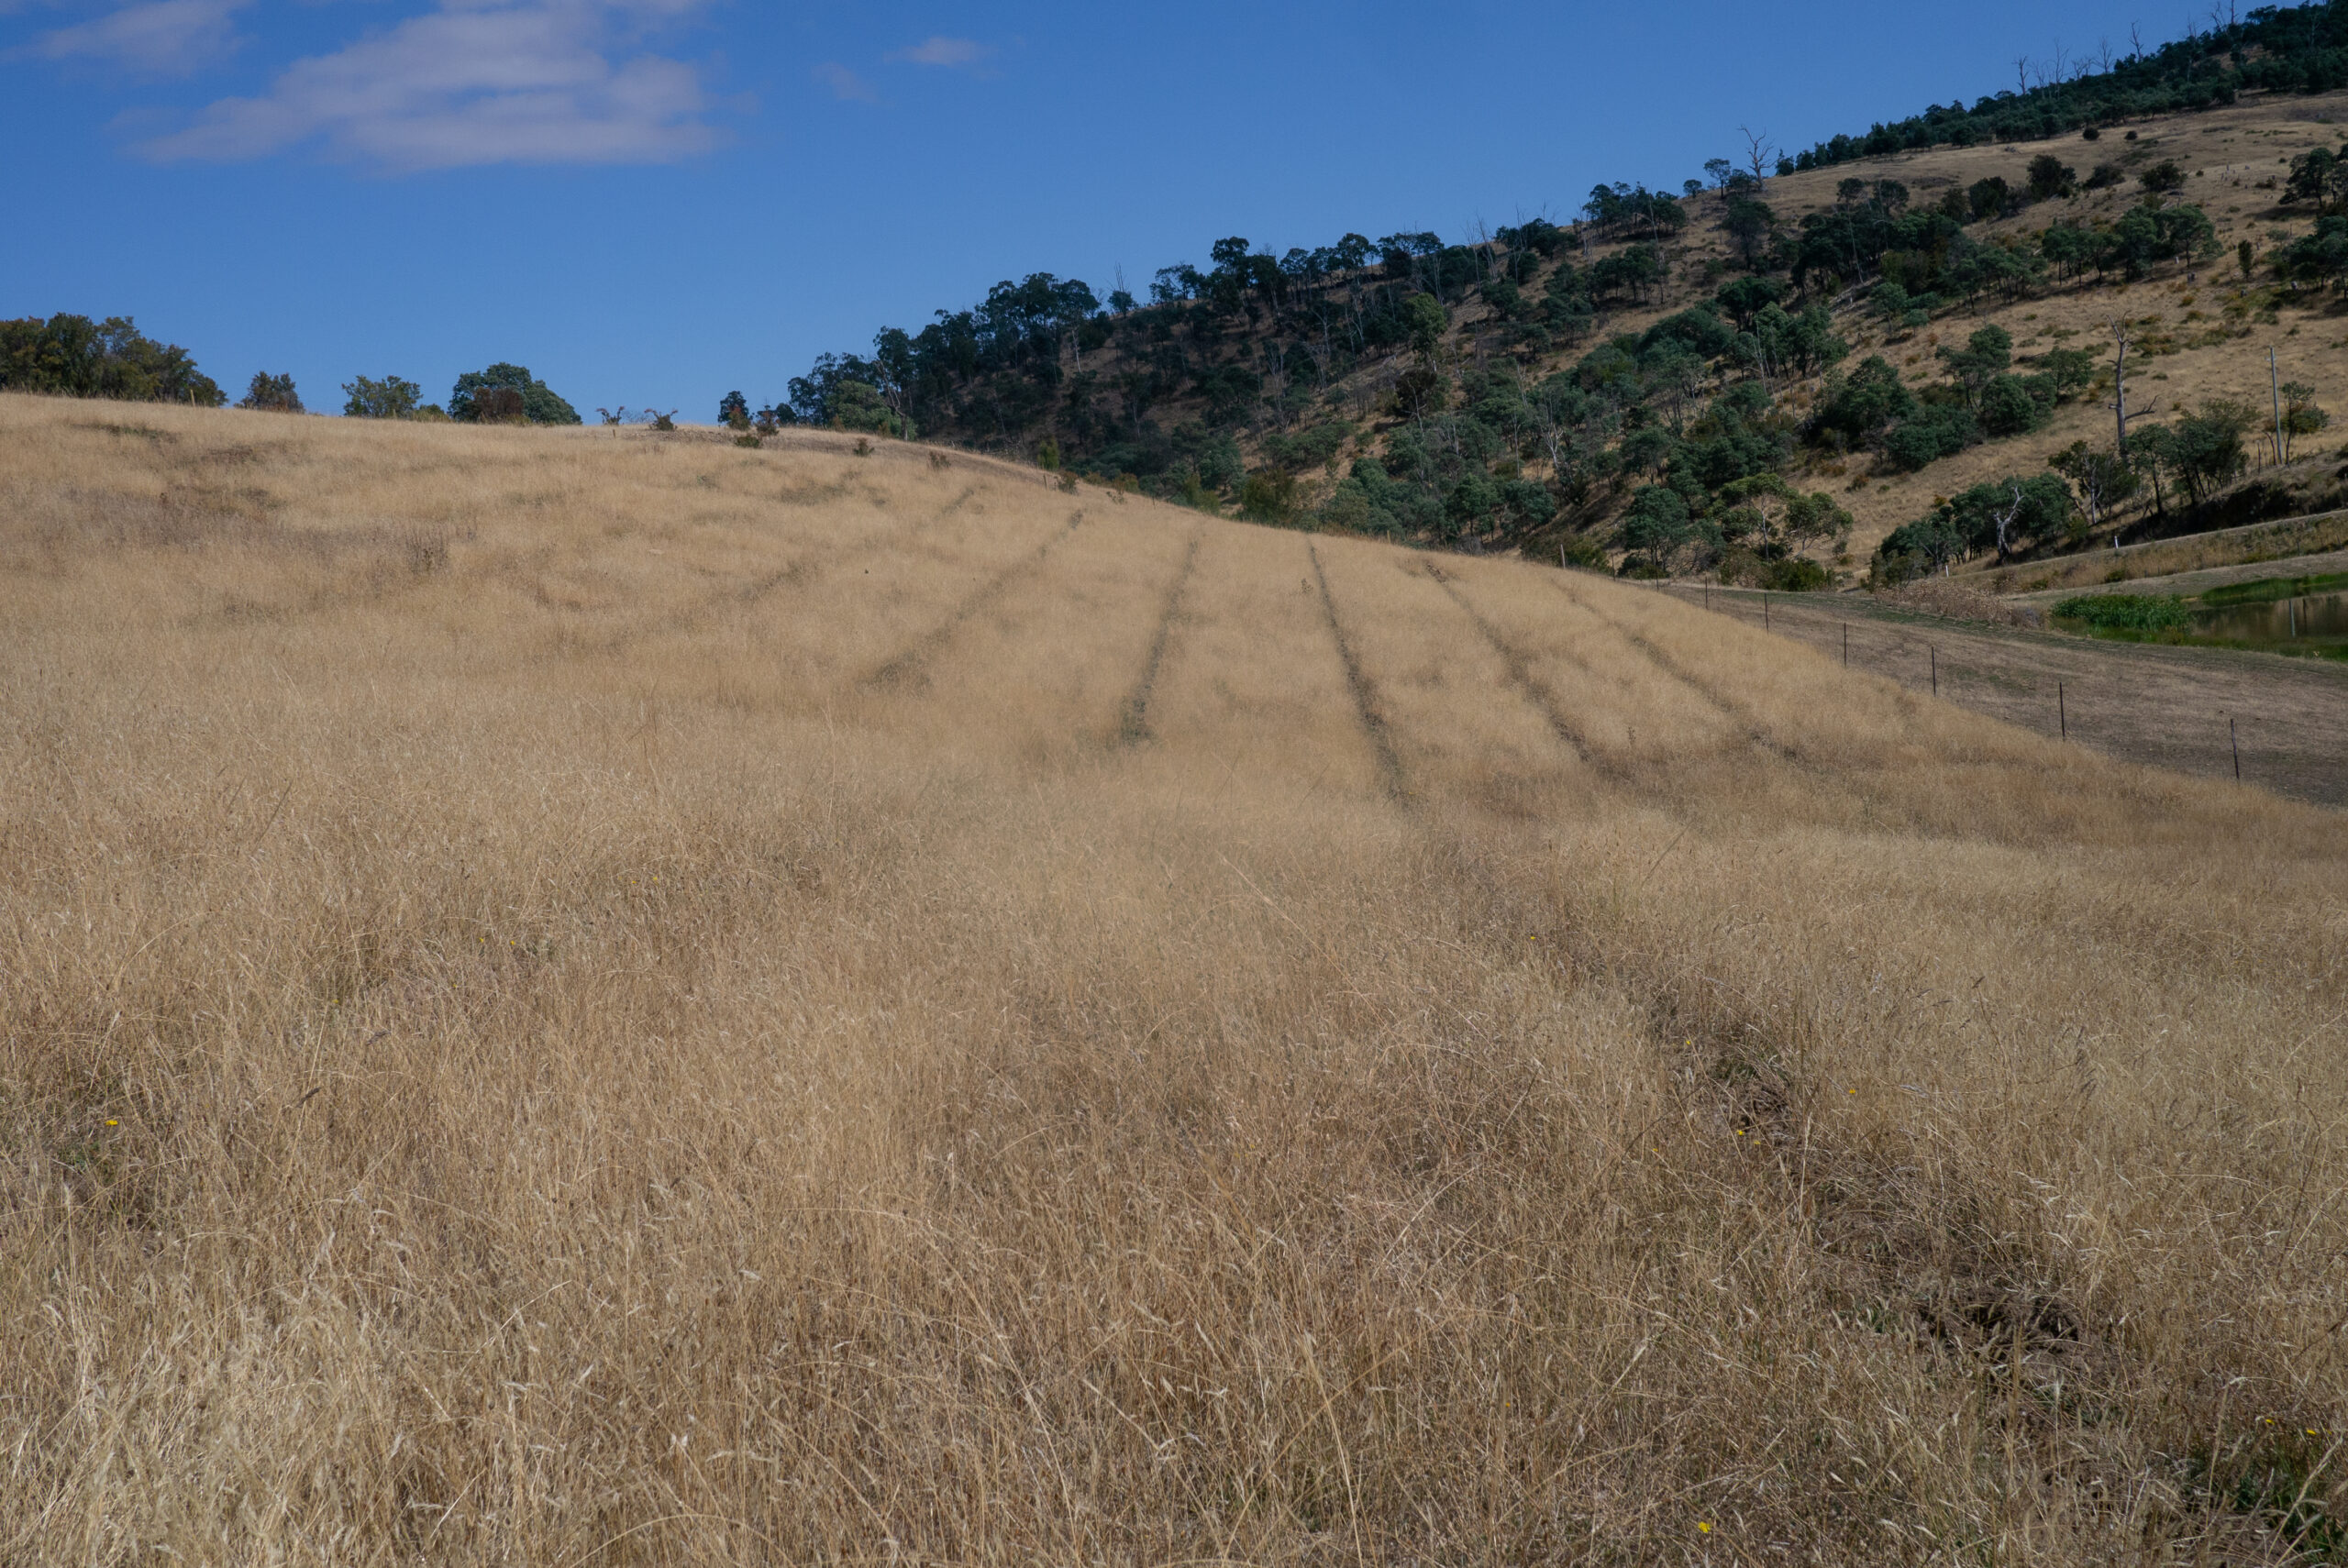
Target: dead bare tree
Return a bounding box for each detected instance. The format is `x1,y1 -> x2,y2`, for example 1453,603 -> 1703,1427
2108,318 -> 2160,460
1994,483 -> 2025,564
1739,126 -> 1775,191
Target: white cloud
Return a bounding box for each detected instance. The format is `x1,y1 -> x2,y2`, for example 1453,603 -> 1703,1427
135,0 -> 720,170
888,35 -> 988,70
29,0 -> 251,76
812,60 -> 873,103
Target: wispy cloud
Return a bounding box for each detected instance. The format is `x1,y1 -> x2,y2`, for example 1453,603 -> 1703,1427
28,0 -> 251,77
132,0 -> 720,171
888,35 -> 989,71
812,60 -> 873,103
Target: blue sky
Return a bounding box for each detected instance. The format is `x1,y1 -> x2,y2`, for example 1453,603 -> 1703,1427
4,0 -> 2188,417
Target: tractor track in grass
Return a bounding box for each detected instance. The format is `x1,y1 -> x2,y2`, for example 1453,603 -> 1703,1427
1310,544 -> 1410,807
593,482 -> 987,656
1550,578 -> 1811,767
1116,530 -> 1202,745
1419,562 -> 1624,786
864,511 -> 1086,690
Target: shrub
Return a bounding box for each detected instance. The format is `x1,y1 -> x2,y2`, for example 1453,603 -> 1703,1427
1760,557 -> 1832,591
1881,404 -> 1979,470
1239,469 -> 1300,524
1978,374 -> 2050,436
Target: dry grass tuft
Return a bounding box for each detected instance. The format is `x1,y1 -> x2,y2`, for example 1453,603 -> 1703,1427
1878,577 -> 2043,625
3,393 -> 2343,1565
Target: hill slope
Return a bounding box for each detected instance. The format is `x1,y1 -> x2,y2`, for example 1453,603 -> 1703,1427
4,395 -> 2343,1562
769,6 -> 2348,581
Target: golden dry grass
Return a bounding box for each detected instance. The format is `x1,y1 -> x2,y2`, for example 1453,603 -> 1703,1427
3,393 -> 2344,1565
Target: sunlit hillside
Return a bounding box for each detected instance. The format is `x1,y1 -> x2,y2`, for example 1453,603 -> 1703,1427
4,396 -> 2343,1564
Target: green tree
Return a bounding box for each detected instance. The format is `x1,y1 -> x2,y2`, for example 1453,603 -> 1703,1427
2041,348 -> 2096,402
2040,223 -> 2096,282
718,391 -> 750,431
1621,483 -> 1694,558
2167,401 -> 2256,504
1876,513 -> 1966,577
342,374 -> 421,419
1809,356 -> 1916,447
0,315 -> 224,405
2282,144 -> 2348,215
2026,154 -> 2077,200
1403,293 -> 1448,354
1938,325 -> 2012,407
2279,381 -> 2330,460
2128,423 -> 2181,516
1712,276 -> 1783,329
832,381 -> 913,438
239,372 -> 302,413
1966,176 -> 2012,221
1723,199 -> 1775,268
1938,474 -> 2071,561
2049,441 -> 2140,530
1977,375 -> 2041,436
449,363 -> 581,425
2280,217 -> 2348,291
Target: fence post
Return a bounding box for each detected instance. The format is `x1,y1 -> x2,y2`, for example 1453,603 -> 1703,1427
1931,646 -> 1937,697
2059,680 -> 2066,741
2232,717 -> 2241,780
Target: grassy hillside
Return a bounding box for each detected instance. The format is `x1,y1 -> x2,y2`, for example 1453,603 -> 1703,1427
5,394 -> 2342,1563
770,6 -> 2348,581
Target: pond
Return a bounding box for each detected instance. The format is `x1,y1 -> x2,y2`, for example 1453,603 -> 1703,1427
2191,591 -> 2348,652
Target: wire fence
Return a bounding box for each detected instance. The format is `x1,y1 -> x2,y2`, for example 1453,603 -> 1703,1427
1653,580 -> 2285,790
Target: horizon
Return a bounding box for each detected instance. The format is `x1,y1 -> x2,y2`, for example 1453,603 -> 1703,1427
5,0 -> 2239,417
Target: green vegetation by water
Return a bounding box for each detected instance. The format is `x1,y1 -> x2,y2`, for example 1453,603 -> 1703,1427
2055,576 -> 2348,660
2054,594 -> 2191,633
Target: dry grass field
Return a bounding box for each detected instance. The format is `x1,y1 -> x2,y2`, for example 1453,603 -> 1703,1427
4,394 -> 2345,1566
